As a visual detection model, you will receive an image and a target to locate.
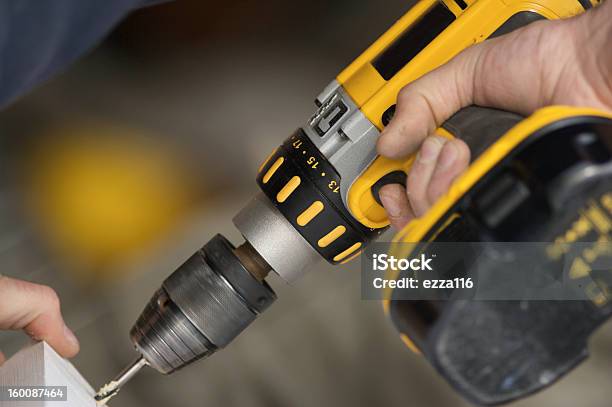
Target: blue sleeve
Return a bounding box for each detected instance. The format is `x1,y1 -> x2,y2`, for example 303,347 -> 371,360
0,0 -> 161,108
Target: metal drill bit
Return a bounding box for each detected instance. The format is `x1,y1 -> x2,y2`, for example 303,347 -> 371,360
95,356 -> 148,405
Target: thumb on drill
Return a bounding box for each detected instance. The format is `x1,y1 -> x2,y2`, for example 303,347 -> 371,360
0,275 -> 80,363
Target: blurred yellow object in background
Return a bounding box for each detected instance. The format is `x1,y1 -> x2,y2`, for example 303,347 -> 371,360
21,123 -> 200,283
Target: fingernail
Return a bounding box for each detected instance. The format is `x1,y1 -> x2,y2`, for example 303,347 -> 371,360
418,136 -> 444,164
437,141 -> 458,170
64,324 -> 80,348
380,191 -> 402,218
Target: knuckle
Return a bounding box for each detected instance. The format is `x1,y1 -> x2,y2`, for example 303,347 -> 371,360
40,285 -> 61,311
397,85 -> 415,104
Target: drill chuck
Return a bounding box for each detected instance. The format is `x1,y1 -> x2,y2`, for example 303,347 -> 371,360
130,234 -> 276,374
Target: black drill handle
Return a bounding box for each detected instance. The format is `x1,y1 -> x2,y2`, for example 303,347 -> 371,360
442,106 -> 524,159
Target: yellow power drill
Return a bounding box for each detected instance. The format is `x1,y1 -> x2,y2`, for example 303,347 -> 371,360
96,0 -> 612,404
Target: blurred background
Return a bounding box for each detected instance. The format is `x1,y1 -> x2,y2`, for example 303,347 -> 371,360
0,1 -> 611,406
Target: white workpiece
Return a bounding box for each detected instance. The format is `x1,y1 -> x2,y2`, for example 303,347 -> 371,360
0,342 -> 96,407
